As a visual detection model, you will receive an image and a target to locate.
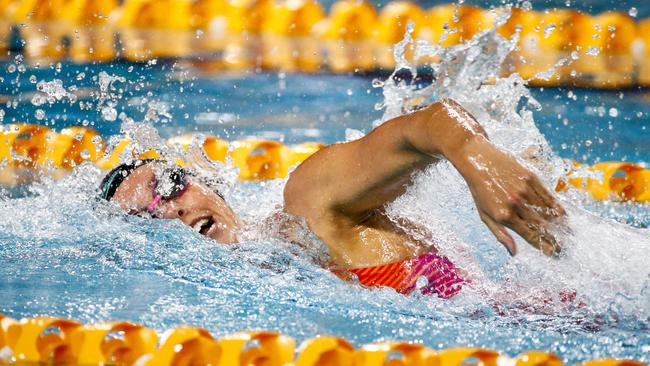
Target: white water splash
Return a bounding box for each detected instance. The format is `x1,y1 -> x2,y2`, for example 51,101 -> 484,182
375,22 -> 650,320
95,72 -> 126,123
31,79 -> 77,106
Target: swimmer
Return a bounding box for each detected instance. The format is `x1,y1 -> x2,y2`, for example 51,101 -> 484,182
99,99 -> 565,297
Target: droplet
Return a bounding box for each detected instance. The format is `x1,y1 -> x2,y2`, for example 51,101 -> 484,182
416,275 -> 429,289
35,109 -> 45,120
586,47 -> 600,56
585,140 -> 592,147
543,24 -> 556,38
608,107 -> 618,117
101,107 -> 117,121
346,89 -> 353,96
372,79 -> 384,88
628,7 -> 638,18
345,128 -> 364,142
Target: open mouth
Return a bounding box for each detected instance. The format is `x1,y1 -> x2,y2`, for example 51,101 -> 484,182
192,217 -> 215,236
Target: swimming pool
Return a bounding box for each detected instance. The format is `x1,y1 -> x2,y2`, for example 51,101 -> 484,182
1,4 -> 650,365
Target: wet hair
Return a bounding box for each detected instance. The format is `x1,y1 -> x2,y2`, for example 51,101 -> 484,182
98,159 -> 154,201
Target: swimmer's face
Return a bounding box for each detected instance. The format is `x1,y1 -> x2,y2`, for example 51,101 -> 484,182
111,164 -> 241,243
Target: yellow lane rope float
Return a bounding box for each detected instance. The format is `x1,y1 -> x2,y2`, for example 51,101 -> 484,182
1,124 -> 650,204
0,124 -> 325,184
1,1 -> 650,88
0,314 -> 645,365
555,161 -> 650,202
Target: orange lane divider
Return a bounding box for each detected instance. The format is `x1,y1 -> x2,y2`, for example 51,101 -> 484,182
3,317 -> 81,364
2,124 -> 650,203
142,326 -> 219,365
0,314 -> 646,366
294,336 -> 355,365
555,161 -> 650,202
0,124 -> 326,184
1,1 -> 650,88
1,0 -> 645,50
356,342 -> 440,365
70,322 -> 158,365
217,331 -> 295,365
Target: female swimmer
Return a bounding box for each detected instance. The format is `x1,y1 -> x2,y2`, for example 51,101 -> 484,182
99,99 -> 565,298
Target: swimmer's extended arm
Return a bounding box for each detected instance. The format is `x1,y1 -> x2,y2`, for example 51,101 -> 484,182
284,99 -> 565,265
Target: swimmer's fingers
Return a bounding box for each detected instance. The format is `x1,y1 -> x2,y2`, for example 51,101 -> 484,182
480,211 -> 517,256
527,176 -> 566,219
509,209 -> 561,257
520,179 -> 565,256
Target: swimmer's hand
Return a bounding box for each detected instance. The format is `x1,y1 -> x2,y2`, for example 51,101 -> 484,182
451,136 -> 566,257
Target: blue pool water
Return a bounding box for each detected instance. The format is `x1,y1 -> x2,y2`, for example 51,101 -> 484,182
1,18 -> 650,366
3,60 -> 650,164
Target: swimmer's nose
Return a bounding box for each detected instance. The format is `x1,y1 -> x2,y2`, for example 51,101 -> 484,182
177,210 -> 197,228
153,202 -> 187,221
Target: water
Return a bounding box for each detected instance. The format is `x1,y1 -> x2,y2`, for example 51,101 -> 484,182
323,0 -> 650,18
1,16 -> 650,366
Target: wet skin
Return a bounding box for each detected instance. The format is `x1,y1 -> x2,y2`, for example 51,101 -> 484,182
110,99 -> 565,270
111,163 -> 241,244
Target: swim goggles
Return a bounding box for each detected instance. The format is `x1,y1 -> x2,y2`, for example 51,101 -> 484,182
145,166 -> 189,214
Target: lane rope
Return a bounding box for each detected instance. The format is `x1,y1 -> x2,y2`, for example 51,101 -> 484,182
1,124 -> 649,202
1,1 -> 649,87
0,313 -> 645,365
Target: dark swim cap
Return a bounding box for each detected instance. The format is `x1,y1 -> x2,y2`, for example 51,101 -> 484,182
98,159 -> 155,201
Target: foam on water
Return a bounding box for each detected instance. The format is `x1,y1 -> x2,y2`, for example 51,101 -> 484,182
1,9 -> 649,363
